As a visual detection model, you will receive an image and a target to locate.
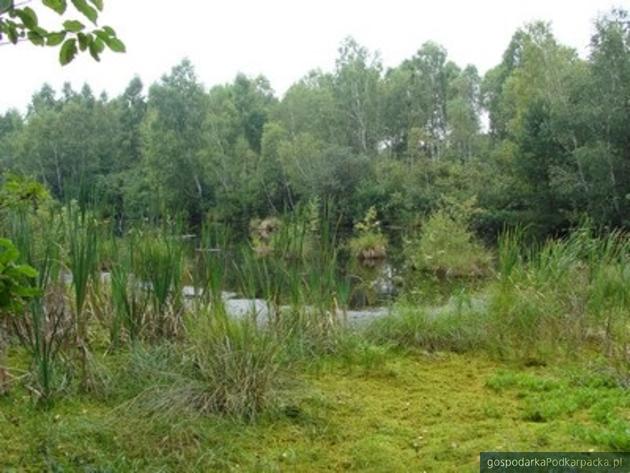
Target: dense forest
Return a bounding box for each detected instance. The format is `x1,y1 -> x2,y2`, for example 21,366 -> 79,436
2,9 -> 629,239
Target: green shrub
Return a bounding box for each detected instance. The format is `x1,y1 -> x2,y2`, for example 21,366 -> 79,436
0,238 -> 39,394
0,174 -> 50,215
0,238 -> 39,314
349,206 -> 387,263
404,200 -> 492,279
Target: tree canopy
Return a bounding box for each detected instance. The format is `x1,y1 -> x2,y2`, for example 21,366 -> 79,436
1,8 -> 630,239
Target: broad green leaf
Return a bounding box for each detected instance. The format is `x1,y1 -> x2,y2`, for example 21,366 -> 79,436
88,0 -> 103,11
14,286 -> 40,298
15,265 -> 38,278
42,0 -> 67,15
93,30 -> 108,42
77,32 -> 90,51
89,36 -> 104,60
88,46 -> 100,61
46,31 -> 67,46
63,20 -> 85,32
71,0 -> 98,24
102,25 -> 115,37
59,37 -> 78,65
107,37 -> 126,53
0,0 -> 13,13
32,25 -> 48,36
7,23 -> 18,44
0,239 -> 19,263
27,30 -> 46,46
15,7 -> 38,29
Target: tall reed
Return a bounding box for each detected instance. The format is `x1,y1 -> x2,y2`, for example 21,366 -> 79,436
488,224 -> 630,367
135,223 -> 185,338
192,221 -> 232,307
234,201 -> 349,357
7,209 -> 72,405
64,205 -> 99,390
110,231 -> 148,346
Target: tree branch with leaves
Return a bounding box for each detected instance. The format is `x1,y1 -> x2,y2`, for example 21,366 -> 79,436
0,0 -> 125,64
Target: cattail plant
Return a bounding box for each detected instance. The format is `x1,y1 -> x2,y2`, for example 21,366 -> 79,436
135,223 -> 185,339
110,231 -> 148,346
192,221 -> 231,309
12,214 -> 70,406
65,204 -> 99,390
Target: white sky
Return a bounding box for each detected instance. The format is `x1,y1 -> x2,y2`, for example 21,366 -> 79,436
0,0 -> 627,112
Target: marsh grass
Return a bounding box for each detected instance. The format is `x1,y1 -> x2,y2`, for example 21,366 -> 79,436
365,301 -> 485,353
135,224 -> 185,339
11,218 -> 71,406
369,223 -> 630,374
485,226 -> 630,366
186,309 -> 283,420
14,280 -> 72,406
193,221 -> 232,306
109,233 -> 148,346
234,203 -> 355,360
3,190 -> 630,453
119,308 -> 284,422
3,350 -> 628,471
64,206 -> 100,390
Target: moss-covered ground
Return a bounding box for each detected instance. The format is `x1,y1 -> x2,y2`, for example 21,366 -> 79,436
1,351 -> 628,472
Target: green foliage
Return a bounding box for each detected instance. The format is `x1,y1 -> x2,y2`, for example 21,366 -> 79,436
485,368 -> 630,449
0,0 -> 125,64
0,0 -> 629,410
404,199 -> 493,279
17,289 -> 72,407
2,10 -> 630,236
2,351 -> 628,470
248,200 -> 322,262
0,238 -> 38,315
334,37 -> 383,153
0,236 -> 38,395
192,220 -> 231,306
141,60 -> 209,221
349,206 -> 388,262
0,174 -> 50,214
2,11 -> 630,463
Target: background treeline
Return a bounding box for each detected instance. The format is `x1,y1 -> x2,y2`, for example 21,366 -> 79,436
1,9 -> 629,239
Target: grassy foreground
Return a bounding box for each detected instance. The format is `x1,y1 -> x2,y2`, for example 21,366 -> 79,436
2,350 -> 628,472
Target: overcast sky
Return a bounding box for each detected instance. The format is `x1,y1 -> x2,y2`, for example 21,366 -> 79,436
0,0 -> 626,112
